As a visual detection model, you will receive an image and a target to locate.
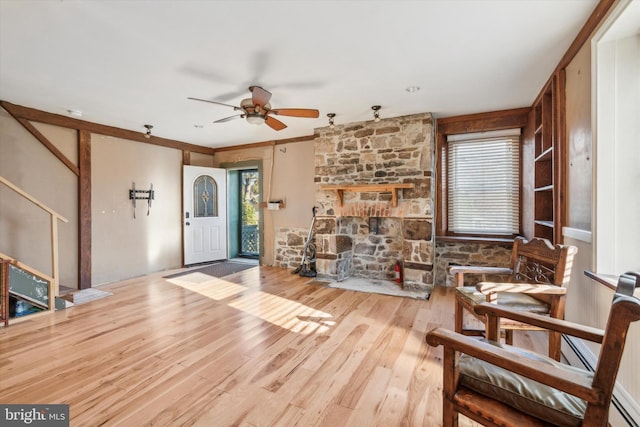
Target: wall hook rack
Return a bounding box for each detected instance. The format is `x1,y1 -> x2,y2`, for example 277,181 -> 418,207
129,182 -> 154,218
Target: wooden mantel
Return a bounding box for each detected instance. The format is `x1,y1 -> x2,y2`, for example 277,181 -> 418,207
320,183 -> 415,207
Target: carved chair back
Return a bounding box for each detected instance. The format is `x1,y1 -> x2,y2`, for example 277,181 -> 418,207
510,236 -> 575,287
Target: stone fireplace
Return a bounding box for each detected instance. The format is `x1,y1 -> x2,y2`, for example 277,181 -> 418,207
314,112 -> 435,293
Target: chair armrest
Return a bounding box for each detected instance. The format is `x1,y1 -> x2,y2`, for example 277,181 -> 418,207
425,327 -> 600,403
474,302 -> 605,343
449,266 -> 513,276
476,282 -> 567,295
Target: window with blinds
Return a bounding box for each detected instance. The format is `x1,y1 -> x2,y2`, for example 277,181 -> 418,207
447,131 -> 520,235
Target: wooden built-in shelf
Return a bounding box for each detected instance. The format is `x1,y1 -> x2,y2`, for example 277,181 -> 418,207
532,77 -> 561,243
320,183 -> 415,207
535,147 -> 553,162
534,184 -> 554,192
534,220 -> 554,228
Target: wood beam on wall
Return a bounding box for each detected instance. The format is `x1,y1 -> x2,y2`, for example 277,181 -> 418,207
1,101 -> 216,156
2,107 -> 80,176
78,130 -> 91,290
555,0 -> 617,74
533,0 -> 616,107
436,107 -> 530,135
212,134 -> 317,153
554,70 -> 567,245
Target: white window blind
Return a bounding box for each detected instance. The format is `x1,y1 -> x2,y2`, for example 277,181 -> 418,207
447,132 -> 520,235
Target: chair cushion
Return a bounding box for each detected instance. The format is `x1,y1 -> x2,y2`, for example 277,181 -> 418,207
456,286 -> 550,314
459,341 -> 589,427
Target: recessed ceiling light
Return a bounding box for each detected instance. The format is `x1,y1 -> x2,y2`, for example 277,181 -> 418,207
405,86 -> 420,93
67,109 -> 83,117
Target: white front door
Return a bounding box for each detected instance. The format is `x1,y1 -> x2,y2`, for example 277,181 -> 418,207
183,165 -> 227,265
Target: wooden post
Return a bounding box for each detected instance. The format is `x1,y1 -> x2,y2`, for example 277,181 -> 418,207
1,259 -> 10,326
50,215 -> 59,309
78,130 -> 92,289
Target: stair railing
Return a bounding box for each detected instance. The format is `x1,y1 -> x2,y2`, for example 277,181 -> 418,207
0,175 -> 69,315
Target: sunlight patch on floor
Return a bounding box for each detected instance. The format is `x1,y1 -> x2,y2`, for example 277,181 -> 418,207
166,276 -> 333,334
167,277 -> 247,300
228,291 -> 333,334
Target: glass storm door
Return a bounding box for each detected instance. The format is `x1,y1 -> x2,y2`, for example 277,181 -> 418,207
239,169 -> 259,258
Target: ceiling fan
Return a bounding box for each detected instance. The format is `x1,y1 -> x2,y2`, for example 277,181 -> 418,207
188,86 -> 319,131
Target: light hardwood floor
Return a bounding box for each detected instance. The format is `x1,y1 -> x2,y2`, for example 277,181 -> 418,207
0,266 -> 545,426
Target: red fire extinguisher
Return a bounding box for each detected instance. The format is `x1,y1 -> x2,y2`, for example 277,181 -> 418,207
395,261 -> 402,283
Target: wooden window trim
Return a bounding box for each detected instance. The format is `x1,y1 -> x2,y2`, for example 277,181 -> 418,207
436,108 -> 530,239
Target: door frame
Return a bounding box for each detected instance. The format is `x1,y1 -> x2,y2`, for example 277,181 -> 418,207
221,160 -> 264,262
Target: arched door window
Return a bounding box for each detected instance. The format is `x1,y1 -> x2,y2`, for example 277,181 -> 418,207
193,175 -> 217,217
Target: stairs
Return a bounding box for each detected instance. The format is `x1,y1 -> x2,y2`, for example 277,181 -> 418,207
1,255 -> 71,326
1,176 -> 70,326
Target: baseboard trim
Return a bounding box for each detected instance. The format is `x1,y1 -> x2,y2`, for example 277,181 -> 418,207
563,335 -> 640,426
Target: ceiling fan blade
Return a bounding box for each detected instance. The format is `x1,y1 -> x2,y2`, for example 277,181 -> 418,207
188,97 -> 239,110
249,86 -> 272,107
265,115 -> 287,131
211,89 -> 248,103
270,108 -> 319,118
214,114 -> 243,123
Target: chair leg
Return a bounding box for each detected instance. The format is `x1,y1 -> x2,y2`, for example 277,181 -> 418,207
443,399 -> 459,427
455,298 -> 463,333
505,329 -> 513,345
549,330 -> 562,361
442,347 -> 459,427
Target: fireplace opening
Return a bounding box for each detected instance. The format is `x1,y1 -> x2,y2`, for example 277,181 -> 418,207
341,216 -> 403,281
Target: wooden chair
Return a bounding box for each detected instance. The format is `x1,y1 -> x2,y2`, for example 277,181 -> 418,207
427,271 -> 640,427
451,237 -> 577,360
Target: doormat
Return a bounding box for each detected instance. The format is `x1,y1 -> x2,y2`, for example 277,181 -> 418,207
307,277 -> 431,300
164,260 -> 257,280
61,288 -> 113,305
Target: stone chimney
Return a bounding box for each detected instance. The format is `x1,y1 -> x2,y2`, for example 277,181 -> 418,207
314,112 -> 435,293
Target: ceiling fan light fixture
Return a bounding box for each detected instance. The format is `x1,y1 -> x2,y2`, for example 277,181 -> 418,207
372,105 -> 381,122
327,113 -> 336,129
246,113 -> 265,125
190,86 -> 317,132
240,98 -> 254,109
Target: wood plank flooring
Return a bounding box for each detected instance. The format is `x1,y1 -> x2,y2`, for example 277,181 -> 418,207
0,266 -> 545,426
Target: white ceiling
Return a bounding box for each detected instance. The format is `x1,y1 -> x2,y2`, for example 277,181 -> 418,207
0,0 -> 599,148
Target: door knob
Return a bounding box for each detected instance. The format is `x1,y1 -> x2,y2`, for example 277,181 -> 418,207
185,222 -> 190,226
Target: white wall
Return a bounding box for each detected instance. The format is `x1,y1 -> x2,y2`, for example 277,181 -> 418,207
91,134 -> 182,285
0,108 -> 79,287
